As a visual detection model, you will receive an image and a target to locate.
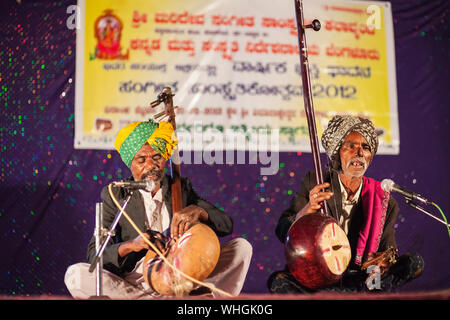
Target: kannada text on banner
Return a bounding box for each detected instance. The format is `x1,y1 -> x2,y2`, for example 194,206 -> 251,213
74,0 -> 399,154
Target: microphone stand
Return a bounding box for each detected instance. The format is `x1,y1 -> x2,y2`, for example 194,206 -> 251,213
88,189 -> 134,274
94,202 -> 104,297
405,199 -> 450,227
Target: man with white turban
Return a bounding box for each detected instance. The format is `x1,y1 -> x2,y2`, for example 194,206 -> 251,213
268,115 -> 424,293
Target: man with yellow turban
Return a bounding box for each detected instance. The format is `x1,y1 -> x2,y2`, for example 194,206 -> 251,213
65,120 -> 252,299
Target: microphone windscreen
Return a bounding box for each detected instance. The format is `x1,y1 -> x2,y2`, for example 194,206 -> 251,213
381,179 -> 394,192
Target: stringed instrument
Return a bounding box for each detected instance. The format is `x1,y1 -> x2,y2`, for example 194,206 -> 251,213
142,87 -> 220,296
284,0 -> 351,290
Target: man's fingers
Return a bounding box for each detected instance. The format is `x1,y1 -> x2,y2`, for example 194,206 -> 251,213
178,220 -> 188,238
156,241 -> 165,253
171,208 -> 200,238
312,182 -> 330,193
170,216 -> 180,238
306,188 -> 333,214
154,232 -> 166,242
183,221 -> 192,234
317,193 -> 333,201
139,235 -> 151,250
310,192 -> 333,203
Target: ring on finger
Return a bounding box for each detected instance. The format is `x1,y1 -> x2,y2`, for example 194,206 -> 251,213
312,193 -> 318,199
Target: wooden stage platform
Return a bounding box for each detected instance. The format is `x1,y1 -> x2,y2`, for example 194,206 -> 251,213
1,289 -> 449,300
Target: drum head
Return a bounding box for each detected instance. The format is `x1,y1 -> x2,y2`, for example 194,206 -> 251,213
317,221 -> 351,275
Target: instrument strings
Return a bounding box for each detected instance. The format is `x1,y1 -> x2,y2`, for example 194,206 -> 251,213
326,164 -> 346,289
327,163 -> 343,227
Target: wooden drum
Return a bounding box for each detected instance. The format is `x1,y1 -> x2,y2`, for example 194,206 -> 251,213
285,214 -> 351,290
143,223 -> 220,296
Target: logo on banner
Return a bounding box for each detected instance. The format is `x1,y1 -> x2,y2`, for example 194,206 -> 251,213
92,10 -> 129,60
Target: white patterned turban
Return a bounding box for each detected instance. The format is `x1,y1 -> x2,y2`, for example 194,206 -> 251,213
321,115 -> 379,160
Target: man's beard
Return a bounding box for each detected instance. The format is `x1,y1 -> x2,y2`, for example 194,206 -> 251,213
141,168 -> 164,182
342,156 -> 368,178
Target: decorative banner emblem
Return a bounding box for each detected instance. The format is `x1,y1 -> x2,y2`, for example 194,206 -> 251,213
93,9 -> 129,60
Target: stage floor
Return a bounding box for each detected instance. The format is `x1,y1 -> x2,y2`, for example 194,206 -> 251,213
1,289 -> 449,300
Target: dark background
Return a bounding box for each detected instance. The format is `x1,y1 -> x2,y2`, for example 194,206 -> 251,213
1,0 -> 449,297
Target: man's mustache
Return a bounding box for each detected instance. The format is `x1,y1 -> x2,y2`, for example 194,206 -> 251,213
346,157 -> 367,169
142,169 -> 163,181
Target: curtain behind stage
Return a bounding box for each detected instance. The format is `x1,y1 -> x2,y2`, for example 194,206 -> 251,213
0,0 -> 449,296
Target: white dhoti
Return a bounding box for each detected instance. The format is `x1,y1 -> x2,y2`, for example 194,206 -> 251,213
64,238 -> 252,299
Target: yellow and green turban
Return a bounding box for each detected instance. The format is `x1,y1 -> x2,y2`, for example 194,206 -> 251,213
114,120 -> 178,167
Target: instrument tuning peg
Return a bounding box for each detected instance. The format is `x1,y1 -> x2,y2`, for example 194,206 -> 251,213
153,106 -> 179,121
304,19 -> 321,31
149,87 -> 175,108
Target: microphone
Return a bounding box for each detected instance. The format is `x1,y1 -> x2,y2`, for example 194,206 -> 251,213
381,179 -> 430,204
112,180 -> 156,192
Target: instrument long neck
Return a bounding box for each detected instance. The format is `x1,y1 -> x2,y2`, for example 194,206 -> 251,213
294,0 -> 329,216
158,87 -> 183,214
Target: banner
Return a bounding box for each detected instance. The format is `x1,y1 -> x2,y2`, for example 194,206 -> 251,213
74,0 -> 399,154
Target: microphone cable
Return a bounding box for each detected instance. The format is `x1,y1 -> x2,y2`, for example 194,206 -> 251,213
430,202 -> 450,238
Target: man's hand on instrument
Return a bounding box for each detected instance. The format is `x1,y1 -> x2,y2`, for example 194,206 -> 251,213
296,182 -> 333,219
118,232 -> 168,257
118,234 -> 149,257
170,205 -> 208,239
146,230 -> 168,253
